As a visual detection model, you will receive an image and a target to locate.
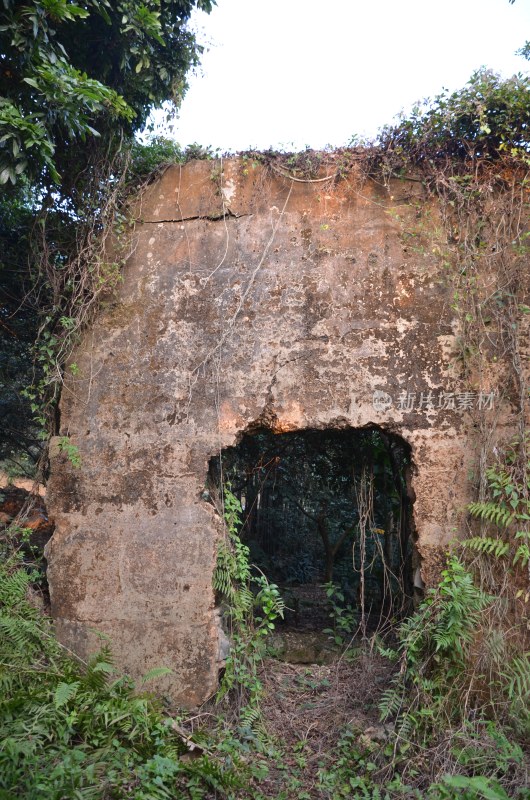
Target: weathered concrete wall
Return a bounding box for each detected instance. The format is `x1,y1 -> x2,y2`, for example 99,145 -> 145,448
46,159 -> 503,705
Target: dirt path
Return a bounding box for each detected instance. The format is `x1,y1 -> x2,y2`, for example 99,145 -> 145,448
252,651 -> 395,798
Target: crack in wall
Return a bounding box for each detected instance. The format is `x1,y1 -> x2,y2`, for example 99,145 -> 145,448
139,210 -> 249,224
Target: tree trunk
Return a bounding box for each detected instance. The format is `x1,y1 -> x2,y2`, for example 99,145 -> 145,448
324,549 -> 335,583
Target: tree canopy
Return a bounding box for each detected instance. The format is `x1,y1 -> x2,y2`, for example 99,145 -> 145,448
0,0 -> 214,186
0,0 -> 214,476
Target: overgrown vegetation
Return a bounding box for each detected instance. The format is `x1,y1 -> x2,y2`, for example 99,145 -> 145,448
0,528 -> 252,799
210,62 -> 530,797
0,0 -> 214,477
378,69 -> 530,169
210,427 -> 414,624
213,486 -> 285,731
1,11 -> 530,797
314,62 -> 530,800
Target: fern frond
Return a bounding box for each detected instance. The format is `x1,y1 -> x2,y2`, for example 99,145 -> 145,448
468,501 -> 514,528
140,667 -> 172,684
240,703 -> 261,730
82,648 -> 114,691
462,536 -> 510,559
379,685 -> 404,721
54,681 -> 80,708
239,703 -> 270,744
213,541 -> 239,599
513,543 -> 530,568
232,585 -> 253,617
0,614 -> 43,658
0,567 -> 31,607
502,653 -> 530,703
395,710 -> 415,741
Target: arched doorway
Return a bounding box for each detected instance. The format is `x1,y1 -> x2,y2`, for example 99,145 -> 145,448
209,426 -> 416,636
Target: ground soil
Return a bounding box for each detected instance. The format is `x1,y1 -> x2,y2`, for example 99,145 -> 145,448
191,641 -> 396,799
253,650 -> 395,797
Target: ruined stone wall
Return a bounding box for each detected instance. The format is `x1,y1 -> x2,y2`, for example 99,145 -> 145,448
46,159 -> 506,705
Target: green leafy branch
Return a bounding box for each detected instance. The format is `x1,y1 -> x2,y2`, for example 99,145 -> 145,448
213,486 -> 284,728
465,454 -> 530,573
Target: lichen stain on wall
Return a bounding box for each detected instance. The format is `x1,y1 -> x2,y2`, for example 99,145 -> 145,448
45,158 -> 508,705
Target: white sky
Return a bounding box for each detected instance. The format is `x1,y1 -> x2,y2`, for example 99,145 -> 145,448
153,0 -> 530,152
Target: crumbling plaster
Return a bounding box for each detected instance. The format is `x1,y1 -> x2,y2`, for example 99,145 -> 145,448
46,158 -> 502,705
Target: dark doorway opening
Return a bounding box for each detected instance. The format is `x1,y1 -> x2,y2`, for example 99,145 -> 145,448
208,426 -> 416,636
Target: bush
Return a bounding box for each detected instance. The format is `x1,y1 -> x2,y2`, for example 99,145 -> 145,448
379,69 -> 530,167
0,537 -> 244,799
